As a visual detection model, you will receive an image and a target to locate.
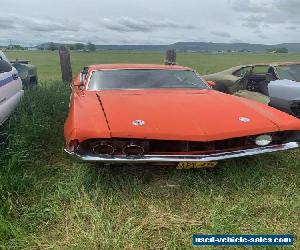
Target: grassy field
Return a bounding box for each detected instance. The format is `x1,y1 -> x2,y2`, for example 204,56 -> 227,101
0,51 -> 299,249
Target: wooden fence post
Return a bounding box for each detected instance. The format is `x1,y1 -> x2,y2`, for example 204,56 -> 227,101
164,49 -> 177,65
59,46 -> 72,83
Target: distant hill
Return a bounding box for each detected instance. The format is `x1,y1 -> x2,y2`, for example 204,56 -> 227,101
36,42 -> 300,52
95,42 -> 300,52
36,43 -> 60,50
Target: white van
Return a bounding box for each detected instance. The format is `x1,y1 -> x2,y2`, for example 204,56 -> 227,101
0,50 -> 24,125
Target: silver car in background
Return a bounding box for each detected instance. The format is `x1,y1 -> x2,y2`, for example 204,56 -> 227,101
269,79 -> 300,117
0,50 -> 23,125
204,62 -> 300,118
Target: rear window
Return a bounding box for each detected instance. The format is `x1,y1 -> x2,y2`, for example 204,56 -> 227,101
88,69 -> 208,90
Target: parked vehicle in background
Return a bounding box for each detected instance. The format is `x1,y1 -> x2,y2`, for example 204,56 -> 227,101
0,51 -> 23,125
64,64 -> 300,168
203,62 -> 300,117
11,59 -> 38,87
268,79 -> 300,118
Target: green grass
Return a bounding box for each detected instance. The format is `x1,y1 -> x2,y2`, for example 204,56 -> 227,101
0,51 -> 299,249
6,50 -> 300,79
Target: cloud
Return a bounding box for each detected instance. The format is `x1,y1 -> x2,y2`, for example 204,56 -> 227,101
26,19 -> 79,32
286,26 -> 298,30
0,15 -> 80,33
1,0 -> 300,45
231,0 -> 273,13
232,0 -> 300,29
0,13 -> 197,46
258,34 -> 269,39
211,31 -> 231,38
100,17 -> 196,33
4,14 -> 193,46
276,0 -> 300,16
0,17 -> 16,29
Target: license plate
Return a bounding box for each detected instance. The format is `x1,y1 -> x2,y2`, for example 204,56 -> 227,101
177,161 -> 218,169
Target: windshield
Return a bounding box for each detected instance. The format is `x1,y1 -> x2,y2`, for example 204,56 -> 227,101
276,65 -> 300,82
88,69 -> 208,90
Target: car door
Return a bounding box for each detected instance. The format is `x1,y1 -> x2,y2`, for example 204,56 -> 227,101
229,66 -> 253,93
203,66 -> 252,93
0,51 -> 23,125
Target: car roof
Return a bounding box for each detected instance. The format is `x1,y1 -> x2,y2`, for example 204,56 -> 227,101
89,64 -> 192,71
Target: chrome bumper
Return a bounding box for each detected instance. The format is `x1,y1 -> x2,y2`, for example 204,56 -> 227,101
64,142 -> 298,163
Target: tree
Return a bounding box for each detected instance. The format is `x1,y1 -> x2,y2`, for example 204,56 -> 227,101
68,44 -> 76,50
7,44 -> 24,50
275,48 -> 288,53
86,42 -> 96,52
74,43 -> 85,50
267,47 -> 288,53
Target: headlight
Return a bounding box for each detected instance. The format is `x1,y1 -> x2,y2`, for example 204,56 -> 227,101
255,135 -> 272,146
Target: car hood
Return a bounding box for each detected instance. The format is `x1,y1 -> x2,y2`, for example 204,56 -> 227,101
89,89 -> 300,141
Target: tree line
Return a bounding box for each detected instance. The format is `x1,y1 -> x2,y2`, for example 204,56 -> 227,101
2,42 -> 97,52
47,42 -> 96,51
266,48 -> 289,53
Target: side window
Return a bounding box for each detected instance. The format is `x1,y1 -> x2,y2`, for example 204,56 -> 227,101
233,67 -> 252,77
0,60 -> 12,73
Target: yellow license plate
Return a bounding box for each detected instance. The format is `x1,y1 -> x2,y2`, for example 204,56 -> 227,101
177,161 -> 218,169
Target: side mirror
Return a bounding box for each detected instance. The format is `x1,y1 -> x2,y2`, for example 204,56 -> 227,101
207,81 -> 216,87
73,80 -> 85,90
72,72 -> 86,91
0,60 -> 12,73
74,66 -> 89,89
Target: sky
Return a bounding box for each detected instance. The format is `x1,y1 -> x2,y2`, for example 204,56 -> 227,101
1,0 -> 300,46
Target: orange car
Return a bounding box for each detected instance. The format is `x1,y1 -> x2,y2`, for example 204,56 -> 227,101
64,64 -> 300,167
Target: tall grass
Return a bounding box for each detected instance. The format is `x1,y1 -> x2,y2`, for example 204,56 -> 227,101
0,81 -> 299,249
0,81 -> 70,247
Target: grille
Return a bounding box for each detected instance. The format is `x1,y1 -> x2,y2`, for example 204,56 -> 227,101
147,137 -> 251,154
78,132 -> 291,156
79,137 -> 258,156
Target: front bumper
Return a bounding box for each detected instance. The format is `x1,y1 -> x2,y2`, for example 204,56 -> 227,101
64,142 -> 298,163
